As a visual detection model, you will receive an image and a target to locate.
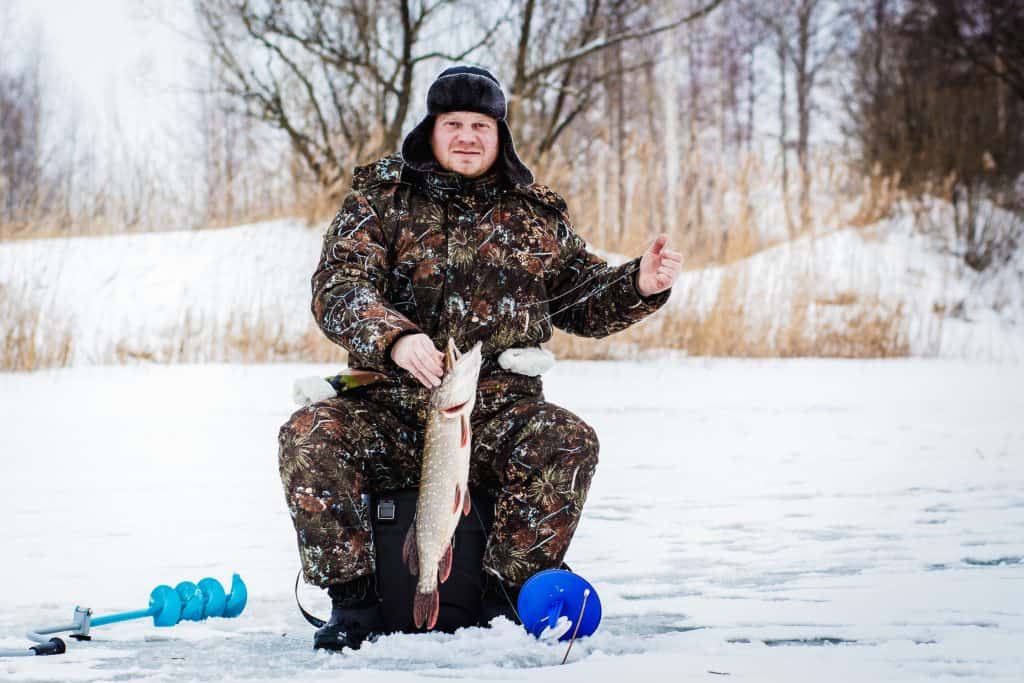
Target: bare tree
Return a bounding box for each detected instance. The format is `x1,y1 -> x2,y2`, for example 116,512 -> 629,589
846,0 -> 1024,270
910,0 -> 1024,104
658,2 -> 680,236
193,45 -> 262,226
754,0 -> 849,235
194,0 -> 505,199
0,11 -> 45,229
504,0 -> 724,162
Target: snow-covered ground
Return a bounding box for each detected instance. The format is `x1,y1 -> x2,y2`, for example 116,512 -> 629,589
1,359 -> 1021,681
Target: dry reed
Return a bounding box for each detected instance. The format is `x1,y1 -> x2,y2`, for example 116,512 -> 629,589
547,268 -> 909,360
111,314 -> 347,366
0,283 -> 73,371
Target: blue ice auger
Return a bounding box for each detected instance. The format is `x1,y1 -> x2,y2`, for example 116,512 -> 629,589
0,574 -> 247,657
517,569 -> 602,664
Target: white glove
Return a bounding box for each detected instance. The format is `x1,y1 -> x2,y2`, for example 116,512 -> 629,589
498,347 -> 555,377
293,376 -> 337,406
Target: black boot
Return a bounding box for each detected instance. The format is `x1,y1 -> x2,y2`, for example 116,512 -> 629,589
313,576 -> 383,651
478,573 -> 522,626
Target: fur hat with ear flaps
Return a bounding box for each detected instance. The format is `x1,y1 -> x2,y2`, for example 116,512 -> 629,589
401,66 -> 535,187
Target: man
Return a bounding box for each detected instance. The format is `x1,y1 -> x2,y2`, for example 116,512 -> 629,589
278,66 -> 682,651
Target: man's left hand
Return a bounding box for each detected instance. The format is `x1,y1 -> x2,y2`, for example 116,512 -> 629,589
636,234 -> 682,297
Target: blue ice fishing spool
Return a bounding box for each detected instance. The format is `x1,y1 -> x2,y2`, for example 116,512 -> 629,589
517,570 -> 601,641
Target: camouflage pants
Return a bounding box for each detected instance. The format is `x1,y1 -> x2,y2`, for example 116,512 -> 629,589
278,372 -> 599,589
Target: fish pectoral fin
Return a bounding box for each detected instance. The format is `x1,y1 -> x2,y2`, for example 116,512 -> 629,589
438,541 -> 453,583
462,488 -> 472,516
403,524 -> 418,576
460,413 -> 470,448
414,589 -> 440,630
453,483 -> 462,514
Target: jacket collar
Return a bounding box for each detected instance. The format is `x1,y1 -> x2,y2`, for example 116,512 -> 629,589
412,164 -> 506,203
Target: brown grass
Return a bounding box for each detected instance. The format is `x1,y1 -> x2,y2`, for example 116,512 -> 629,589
536,145 -> 912,361
0,200 -> 314,242
534,147 -> 784,271
850,165 -> 905,228
1,276 -> 910,372
547,267 -> 910,360
0,284 -> 73,371
111,314 -> 347,365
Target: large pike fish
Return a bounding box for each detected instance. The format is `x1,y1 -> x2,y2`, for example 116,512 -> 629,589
402,338 -> 483,630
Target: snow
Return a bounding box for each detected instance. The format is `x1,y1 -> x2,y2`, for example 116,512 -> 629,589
1,359 -> 1022,680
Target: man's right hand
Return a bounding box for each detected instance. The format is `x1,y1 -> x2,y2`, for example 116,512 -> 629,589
390,333 -> 444,389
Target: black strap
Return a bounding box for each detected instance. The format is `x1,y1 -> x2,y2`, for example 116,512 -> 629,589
294,570 -> 326,628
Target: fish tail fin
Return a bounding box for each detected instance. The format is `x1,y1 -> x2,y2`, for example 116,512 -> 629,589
403,524 -> 418,575
413,589 -> 440,630
438,541 -> 453,583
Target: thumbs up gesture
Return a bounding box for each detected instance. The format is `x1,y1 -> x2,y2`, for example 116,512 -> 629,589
636,234 -> 682,297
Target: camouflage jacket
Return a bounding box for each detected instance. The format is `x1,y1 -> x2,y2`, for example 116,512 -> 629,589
311,155 -> 671,376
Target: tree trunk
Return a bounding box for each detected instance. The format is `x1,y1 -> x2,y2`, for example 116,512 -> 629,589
661,20 -> 680,236
795,0 -> 812,235
777,26 -> 794,239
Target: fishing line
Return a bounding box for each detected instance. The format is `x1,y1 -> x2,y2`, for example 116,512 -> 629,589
442,193 -> 654,339
478,206 -> 648,306
455,260 -> 645,340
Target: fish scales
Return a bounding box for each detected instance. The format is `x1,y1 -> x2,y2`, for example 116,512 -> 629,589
402,339 -> 483,630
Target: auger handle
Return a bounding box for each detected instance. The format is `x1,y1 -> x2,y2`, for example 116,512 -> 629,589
30,639 -> 66,656
89,607 -> 158,628
0,639 -> 66,657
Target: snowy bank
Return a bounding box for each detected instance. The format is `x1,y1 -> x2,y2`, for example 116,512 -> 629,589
1,202 -> 1022,366
667,199 -> 1024,360
0,219 -> 331,367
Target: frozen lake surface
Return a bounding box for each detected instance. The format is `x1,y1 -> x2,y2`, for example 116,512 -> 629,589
1,359 -> 1021,681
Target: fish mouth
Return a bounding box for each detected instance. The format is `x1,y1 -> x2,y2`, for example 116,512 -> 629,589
442,400 -> 469,415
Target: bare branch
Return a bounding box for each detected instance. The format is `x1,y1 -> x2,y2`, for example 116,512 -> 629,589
525,0 -> 725,83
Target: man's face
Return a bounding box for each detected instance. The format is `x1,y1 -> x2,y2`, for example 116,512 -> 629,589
430,111 -> 500,179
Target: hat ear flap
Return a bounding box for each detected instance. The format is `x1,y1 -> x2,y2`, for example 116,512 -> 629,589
401,116 -> 437,171
498,121 -> 534,187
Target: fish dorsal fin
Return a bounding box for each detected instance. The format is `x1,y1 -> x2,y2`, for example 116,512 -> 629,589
444,338 -> 459,371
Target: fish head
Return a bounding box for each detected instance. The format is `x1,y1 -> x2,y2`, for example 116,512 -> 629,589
433,339 -> 483,419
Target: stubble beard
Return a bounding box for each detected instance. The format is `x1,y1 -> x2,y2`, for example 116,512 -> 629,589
449,151 -> 487,178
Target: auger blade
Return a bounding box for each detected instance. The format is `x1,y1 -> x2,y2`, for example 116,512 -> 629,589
175,581 -> 206,622
149,585 -> 183,627
223,573 -> 247,618
197,577 -> 227,618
